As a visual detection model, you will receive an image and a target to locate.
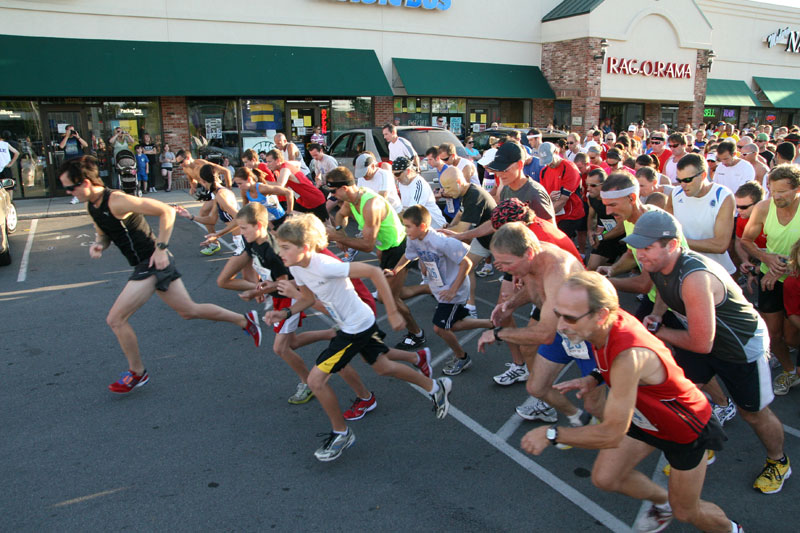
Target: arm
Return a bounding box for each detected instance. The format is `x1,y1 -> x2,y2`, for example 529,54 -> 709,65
203,190 -> 240,242
609,269 -> 653,295
494,281 -> 559,346
206,162 -> 232,188
276,167 -> 292,187
258,183 -> 294,213
686,194 -> 734,253
448,219 -> 494,242
438,254 -> 473,302
349,262 -> 405,330
655,271 -> 717,353
265,283 -> 317,324
328,197 -> 383,252
597,249 -> 636,277
742,200 -> 786,274
59,131 -> 70,149
76,132 -> 89,149
6,144 -> 19,167
108,192 -> 175,269
89,222 -> 111,259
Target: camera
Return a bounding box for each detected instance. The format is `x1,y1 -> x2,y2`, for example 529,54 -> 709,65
646,321 -> 661,333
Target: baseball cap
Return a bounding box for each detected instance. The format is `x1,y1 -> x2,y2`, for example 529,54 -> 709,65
706,152 -> 717,162
756,133 -> 770,142
623,209 -> 682,249
537,142 -> 556,165
354,153 -> 375,179
392,156 -> 411,172
586,144 -> 601,155
784,133 -> 800,145
486,142 -> 526,171
628,124 -> 637,133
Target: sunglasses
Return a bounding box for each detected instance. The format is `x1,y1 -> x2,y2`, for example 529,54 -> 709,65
587,183 -> 601,187
554,308 -> 595,324
567,141 -> 576,145
668,144 -> 679,148
651,139 -> 664,144
392,170 -> 405,177
326,182 -> 348,191
676,169 -> 704,184
467,141 -> 474,144
741,151 -> 755,156
736,202 -> 755,210
64,182 -> 83,192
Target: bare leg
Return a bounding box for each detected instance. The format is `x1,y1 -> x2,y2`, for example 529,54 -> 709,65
273,333 -> 310,382
157,278 -> 247,328
216,253 -> 256,291
451,318 -> 493,331
466,251 -> 482,307
384,347 -> 416,365
199,200 -> 215,235
387,266 -> 421,336
669,460 -> 734,532
307,367 -> 347,432
738,406 -> 785,460
586,253 -> 610,272
526,355 -> 577,416
371,353 -> 433,390
592,436 -> 667,504
499,280 -> 525,366
399,283 -> 431,300
106,277 -> 159,374
434,325 -> 466,359
701,378 -> 730,406
338,365 -> 371,399
290,328 -> 336,350
763,310 -> 792,371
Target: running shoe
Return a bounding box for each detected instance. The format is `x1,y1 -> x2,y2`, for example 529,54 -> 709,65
69,196 -> 79,205
442,354 -> 472,376
663,450 -> 715,476
243,310 -> 262,347
634,503 -> 673,533
201,242 -> 221,256
773,371 -> 800,395
416,347 -> 432,378
343,394 -> 377,420
753,456 -> 792,494
768,352 -> 781,369
314,428 -> 355,462
493,363 -> 529,386
711,399 -> 737,426
288,382 -> 314,404
342,248 -> 358,262
395,330 -> 426,349
430,377 -> 453,419
108,369 -> 149,394
475,261 -> 494,277
464,304 -> 478,319
515,399 -> 557,422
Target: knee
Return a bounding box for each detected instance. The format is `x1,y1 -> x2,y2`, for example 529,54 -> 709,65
307,370 -> 325,390
371,357 -> 392,376
216,274 -> 230,290
433,325 -> 445,336
525,379 -> 548,399
175,306 -> 198,320
106,313 -> 124,330
669,500 -> 698,524
591,466 -> 619,493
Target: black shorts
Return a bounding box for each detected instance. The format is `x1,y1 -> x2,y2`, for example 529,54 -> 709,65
591,236 -> 627,261
295,202 -> 329,223
315,323 -> 389,374
433,302 -> 470,329
379,238 -> 407,270
271,215 -> 286,229
627,416 -> 727,471
556,218 -> 582,239
757,273 -> 785,314
129,253 -> 182,292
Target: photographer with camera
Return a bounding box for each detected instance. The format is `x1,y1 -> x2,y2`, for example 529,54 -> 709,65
60,125 -> 89,203
109,127 -> 134,157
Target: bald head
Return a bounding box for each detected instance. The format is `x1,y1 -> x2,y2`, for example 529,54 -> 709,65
439,166 -> 466,198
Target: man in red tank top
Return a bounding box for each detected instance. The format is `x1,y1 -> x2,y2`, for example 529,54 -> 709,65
520,271 -> 740,533
265,149 -> 328,222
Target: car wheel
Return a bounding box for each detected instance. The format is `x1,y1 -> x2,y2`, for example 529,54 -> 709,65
0,226 -> 10,266
6,202 -> 17,234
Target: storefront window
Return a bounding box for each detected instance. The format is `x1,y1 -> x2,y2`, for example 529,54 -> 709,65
499,99 -> 529,128
330,98 -> 372,140
393,97 -> 431,127
749,108 -> 781,126
101,100 -> 162,149
432,98 -> 467,136
554,101 -> 571,131
241,99 -> 285,156
188,98 -> 239,164
0,100 -> 46,197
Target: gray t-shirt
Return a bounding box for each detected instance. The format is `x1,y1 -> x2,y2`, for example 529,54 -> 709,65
405,229 -> 470,304
499,177 -> 555,222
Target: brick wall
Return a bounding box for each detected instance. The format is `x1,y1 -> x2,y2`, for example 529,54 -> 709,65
160,96 -> 191,189
541,37 -> 603,135
691,49 -> 710,127
644,103 -> 661,130
739,107 -> 750,129
532,99 -> 555,128
678,102 -> 694,130
374,96 -> 394,127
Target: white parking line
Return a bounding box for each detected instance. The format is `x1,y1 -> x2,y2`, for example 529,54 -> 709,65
191,219 -> 235,251
17,219 -> 38,282
783,423 -> 800,439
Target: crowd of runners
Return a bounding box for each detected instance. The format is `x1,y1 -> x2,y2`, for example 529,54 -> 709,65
57,119 -> 800,532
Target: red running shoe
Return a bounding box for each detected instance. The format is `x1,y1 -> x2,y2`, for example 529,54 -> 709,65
416,347 -> 432,378
343,393 -> 377,420
243,310 -> 262,347
108,369 -> 149,394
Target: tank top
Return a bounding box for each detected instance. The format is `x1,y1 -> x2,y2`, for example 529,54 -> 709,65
246,186 -> 285,221
761,199 -> 800,281
87,188 -> 155,266
280,162 -> 325,209
595,310 -> 711,444
350,188 -> 405,251
214,187 -> 234,223
651,250 -> 767,363
671,183 -> 736,274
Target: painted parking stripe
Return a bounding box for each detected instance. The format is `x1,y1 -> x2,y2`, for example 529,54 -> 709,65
17,219 -> 37,282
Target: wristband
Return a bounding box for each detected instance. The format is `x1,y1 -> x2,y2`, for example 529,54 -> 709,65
284,307 -> 293,319
589,369 -> 604,385
335,225 -> 343,231
493,327 -> 504,342
190,214 -> 195,221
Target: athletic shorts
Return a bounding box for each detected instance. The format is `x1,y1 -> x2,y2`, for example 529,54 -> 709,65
316,323 -> 389,374
295,202 -> 329,222
379,238 -> 407,270
538,333 -> 597,376
432,302 -> 470,329
784,275 -> 800,316
129,253 -> 181,291
137,174 -> 148,182
270,296 -> 303,334
758,272 -> 785,314
503,272 -> 513,282
590,236 -> 627,261
271,215 -> 286,230
672,350 -> 774,412
627,416 -> 727,471
556,218 -> 582,239
468,238 -> 491,258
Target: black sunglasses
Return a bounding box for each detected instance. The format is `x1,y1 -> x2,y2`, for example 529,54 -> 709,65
554,308 -> 595,324
676,169 -> 704,184
651,139 -> 664,144
392,170 -> 405,177
64,182 -> 83,192
736,202 -> 755,210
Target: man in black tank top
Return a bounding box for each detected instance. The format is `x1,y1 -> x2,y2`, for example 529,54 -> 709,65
58,156 -> 263,395
627,209 -> 791,495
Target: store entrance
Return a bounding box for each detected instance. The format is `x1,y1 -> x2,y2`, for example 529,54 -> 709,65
285,101 -> 330,163
41,106 -> 90,197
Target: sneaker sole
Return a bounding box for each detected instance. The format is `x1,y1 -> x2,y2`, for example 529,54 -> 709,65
343,401 -> 377,421
515,408 -> 557,422
314,433 -> 356,462
434,378 -> 452,419
288,392 -> 315,405
754,466 -> 792,494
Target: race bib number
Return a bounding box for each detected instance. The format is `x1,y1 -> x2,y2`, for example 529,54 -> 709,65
560,335 -> 591,360
422,260 -> 444,287
631,408 -> 659,432
252,257 -> 272,282
599,218 -> 617,231
445,198 -> 455,213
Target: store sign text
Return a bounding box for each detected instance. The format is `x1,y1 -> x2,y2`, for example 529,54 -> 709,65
765,27 -> 800,54
336,0 -> 451,10
606,57 -> 692,79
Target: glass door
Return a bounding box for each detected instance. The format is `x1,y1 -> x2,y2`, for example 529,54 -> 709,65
41,107 -> 89,196
286,101 -> 330,164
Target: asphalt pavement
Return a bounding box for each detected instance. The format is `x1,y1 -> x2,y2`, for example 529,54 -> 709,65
2,197 -> 798,532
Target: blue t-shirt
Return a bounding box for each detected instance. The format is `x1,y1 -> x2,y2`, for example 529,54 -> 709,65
63,138 -> 83,160
136,154 -> 149,179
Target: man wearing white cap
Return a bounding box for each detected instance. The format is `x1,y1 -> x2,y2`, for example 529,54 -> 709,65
354,153 -> 403,213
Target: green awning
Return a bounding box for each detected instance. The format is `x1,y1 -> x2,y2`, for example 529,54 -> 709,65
393,58 -> 555,99
0,34 -> 392,97
704,79 -> 760,107
754,77 -> 800,109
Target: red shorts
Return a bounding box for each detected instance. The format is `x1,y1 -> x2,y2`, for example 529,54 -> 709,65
783,275 -> 800,316
272,296 -> 305,333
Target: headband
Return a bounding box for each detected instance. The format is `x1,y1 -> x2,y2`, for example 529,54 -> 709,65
600,185 -> 639,199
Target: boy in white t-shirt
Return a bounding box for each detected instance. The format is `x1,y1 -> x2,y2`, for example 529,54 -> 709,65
265,213 -> 452,462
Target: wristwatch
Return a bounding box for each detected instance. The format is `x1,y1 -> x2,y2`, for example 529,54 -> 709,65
597,233 -> 604,242
546,424 -> 559,446
156,242 -> 168,250
493,327 -> 504,342
284,307 -> 293,319
334,225 -> 343,231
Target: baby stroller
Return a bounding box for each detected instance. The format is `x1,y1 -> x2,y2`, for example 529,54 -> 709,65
115,149 -> 140,196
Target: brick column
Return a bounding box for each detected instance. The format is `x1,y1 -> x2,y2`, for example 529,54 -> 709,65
374,96 -> 394,127
644,103 -> 661,129
533,99 -> 555,128
541,37 -> 602,136
692,49 -> 710,127
678,102 -> 694,130
739,107 -> 750,129
160,96 -> 191,189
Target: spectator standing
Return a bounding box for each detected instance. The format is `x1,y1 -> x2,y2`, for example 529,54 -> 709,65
140,133 -> 159,192
463,136 -> 480,162
222,157 -> 235,183
109,127 -> 134,158
159,143 -> 175,192
135,145 -> 149,195
0,130 -> 20,181
310,126 -> 325,147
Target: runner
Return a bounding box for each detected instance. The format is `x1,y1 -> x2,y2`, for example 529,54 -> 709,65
264,149 -> 328,222
58,156 -> 262,393
233,166 -> 293,229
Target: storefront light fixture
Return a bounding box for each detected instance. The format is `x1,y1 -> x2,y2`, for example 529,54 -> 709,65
699,50 -> 715,70
594,39 -> 609,61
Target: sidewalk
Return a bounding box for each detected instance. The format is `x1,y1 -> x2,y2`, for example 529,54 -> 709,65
16,189 -> 203,220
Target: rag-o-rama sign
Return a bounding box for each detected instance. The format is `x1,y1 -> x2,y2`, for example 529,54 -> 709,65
606,57 -> 692,79
336,0 -> 451,9
765,27 -> 800,53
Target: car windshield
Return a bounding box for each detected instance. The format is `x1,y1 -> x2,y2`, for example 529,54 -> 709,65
399,130 -> 467,158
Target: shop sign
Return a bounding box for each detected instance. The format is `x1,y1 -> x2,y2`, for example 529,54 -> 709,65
704,108 -> 716,118
722,109 -> 736,119
606,57 -> 692,79
335,0 -> 451,10
765,27 -> 800,53
766,114 -> 777,123
120,108 -> 143,116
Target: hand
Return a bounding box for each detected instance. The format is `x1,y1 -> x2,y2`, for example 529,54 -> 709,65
439,286 -> 457,302
520,426 -> 551,456
263,309 -> 287,324
553,376 -> 597,399
89,243 -> 104,259
761,270 -> 781,292
238,288 -> 260,301
764,254 -> 788,275
388,311 -> 406,331
201,233 -> 219,246
383,268 -> 395,278
739,260 -> 755,274
596,265 -> 613,277
744,272 -> 757,295
549,191 -> 561,202
437,228 -> 457,237
275,279 -> 301,300
490,302 -> 511,327
174,205 -> 191,218
477,329 -> 496,352
149,248 -> 169,270
589,233 -> 598,248
642,314 -> 661,333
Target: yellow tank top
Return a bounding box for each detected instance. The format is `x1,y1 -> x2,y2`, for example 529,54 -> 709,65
760,199 -> 800,281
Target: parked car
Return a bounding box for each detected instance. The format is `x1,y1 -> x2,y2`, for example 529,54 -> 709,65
328,126 -> 467,185
1,178 -> 17,266
471,127 -> 568,152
